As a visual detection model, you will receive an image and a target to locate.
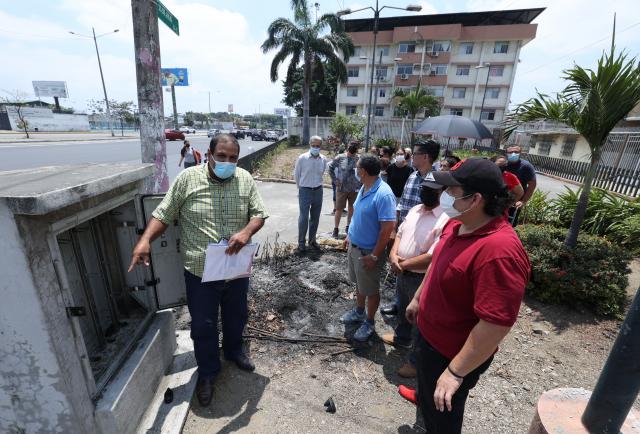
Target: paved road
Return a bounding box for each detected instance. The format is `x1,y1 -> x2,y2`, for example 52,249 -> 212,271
0,134 -> 275,181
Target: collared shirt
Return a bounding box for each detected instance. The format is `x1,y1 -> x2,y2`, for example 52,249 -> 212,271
293,151 -> 327,188
505,158 -> 536,190
347,178 -> 397,250
397,170 -> 429,222
396,204 -> 444,273
328,154 -> 361,192
417,217 -> 531,360
152,164 -> 269,277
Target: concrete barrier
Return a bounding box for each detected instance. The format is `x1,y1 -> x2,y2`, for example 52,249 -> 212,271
238,138 -> 286,173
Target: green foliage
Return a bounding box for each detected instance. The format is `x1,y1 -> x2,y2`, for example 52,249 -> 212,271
374,137 -> 398,149
517,225 -> 631,317
282,61 -> 339,117
392,82 -> 441,124
519,190 -> 557,225
288,134 -> 301,147
609,213 -> 640,255
329,113 -> 364,144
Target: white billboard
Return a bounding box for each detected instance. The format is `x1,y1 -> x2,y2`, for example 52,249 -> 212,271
32,81 -> 68,98
274,108 -> 291,117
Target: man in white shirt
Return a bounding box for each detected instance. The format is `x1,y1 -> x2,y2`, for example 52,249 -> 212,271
382,179 -> 448,378
293,136 -> 327,253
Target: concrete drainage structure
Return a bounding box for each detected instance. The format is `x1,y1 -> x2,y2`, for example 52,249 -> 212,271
0,163 -> 193,433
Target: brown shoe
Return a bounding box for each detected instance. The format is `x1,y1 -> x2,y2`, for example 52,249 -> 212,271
398,362 -> 417,378
381,333 -> 411,349
195,377 -> 215,406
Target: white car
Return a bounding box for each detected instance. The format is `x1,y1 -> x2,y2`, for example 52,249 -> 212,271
207,128 -> 219,138
265,130 -> 279,140
179,126 -> 196,134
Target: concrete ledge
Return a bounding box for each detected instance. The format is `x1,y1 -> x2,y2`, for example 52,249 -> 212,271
255,177 -> 333,189
95,310 -> 177,434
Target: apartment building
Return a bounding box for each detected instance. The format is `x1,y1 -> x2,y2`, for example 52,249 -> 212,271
337,8 -> 543,128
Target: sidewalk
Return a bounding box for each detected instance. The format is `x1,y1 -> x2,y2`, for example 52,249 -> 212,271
0,131 -> 140,143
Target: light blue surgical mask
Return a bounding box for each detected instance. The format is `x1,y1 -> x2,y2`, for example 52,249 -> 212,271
507,152 -> 520,163
309,147 -> 320,157
212,160 -> 237,179
354,167 -> 361,182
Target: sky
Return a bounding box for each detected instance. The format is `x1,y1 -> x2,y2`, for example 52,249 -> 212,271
0,0 -> 638,117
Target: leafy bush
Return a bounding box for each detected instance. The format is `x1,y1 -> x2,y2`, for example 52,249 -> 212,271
609,213 -> 640,255
374,137 -> 398,149
517,225 -> 631,317
329,113 -> 364,144
519,190 -> 557,225
287,135 -> 300,147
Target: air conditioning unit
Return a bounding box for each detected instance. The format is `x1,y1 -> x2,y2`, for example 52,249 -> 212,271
400,74 -> 409,80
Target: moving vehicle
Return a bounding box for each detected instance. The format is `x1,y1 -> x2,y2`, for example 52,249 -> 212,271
164,129 -> 185,141
231,129 -> 245,139
265,130 -> 279,141
179,126 -> 196,134
207,128 -> 219,138
250,130 -> 266,141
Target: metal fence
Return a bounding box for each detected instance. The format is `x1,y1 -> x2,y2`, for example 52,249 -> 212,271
526,132 -> 640,197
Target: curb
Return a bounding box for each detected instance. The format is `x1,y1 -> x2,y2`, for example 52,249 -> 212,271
0,136 -> 139,144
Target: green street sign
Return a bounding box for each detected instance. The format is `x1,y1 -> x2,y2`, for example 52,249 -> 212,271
157,0 -> 179,36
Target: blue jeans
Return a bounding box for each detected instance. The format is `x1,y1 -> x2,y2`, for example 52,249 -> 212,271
184,270 -> 249,380
394,271 -> 424,366
298,187 -> 323,247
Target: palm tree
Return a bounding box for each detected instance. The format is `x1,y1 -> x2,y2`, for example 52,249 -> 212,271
392,82 -> 441,129
504,45 -> 640,248
262,0 -> 354,146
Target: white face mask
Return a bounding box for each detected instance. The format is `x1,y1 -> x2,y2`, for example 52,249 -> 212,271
395,155 -> 405,165
439,190 -> 474,218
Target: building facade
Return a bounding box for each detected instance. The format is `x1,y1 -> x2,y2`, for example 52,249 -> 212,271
338,8 -> 543,128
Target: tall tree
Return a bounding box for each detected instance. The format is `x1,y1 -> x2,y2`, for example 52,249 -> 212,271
262,0 -> 353,146
504,44 -> 640,248
283,60 -> 339,117
392,82 -> 442,129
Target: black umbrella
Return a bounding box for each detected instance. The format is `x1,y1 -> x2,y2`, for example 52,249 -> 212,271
412,115 -> 494,140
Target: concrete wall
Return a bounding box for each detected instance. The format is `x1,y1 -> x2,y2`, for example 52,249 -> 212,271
0,201 -> 80,434
5,106 -> 90,132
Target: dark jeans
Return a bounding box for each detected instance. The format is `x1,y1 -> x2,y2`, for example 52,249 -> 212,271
298,186 -> 323,247
394,272 -> 424,365
416,336 -> 493,434
184,270 -> 249,380
508,206 -> 520,227
184,161 -> 197,168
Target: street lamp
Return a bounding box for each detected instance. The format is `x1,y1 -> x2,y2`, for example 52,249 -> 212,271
337,1 -> 422,151
475,63 -> 491,122
69,28 -> 119,137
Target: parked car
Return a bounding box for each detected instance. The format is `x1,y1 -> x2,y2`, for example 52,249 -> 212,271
265,130 -> 279,141
164,129 -> 185,141
179,126 -> 196,134
231,129 -> 245,139
207,128 -> 219,138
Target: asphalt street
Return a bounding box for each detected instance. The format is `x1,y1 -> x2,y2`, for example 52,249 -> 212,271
0,134 -> 275,181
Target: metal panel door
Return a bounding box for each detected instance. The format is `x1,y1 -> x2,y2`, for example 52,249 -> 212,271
140,195 -> 187,309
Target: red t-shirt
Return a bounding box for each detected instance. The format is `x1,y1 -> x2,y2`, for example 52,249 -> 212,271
503,171 -> 521,191
417,217 -> 530,360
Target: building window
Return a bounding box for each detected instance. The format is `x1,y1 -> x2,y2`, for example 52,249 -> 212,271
346,87 -> 358,97
378,88 -> 386,98
398,43 -> 416,53
427,86 -> 445,97
452,88 -> 466,99
347,67 -> 359,78
433,64 -> 448,75
350,47 -> 362,59
480,110 -> 496,121
459,42 -> 473,54
397,64 -> 413,75
561,138 -> 576,157
374,106 -> 384,117
375,66 -> 388,79
489,65 -> 504,76
538,139 -> 552,156
432,40 -> 451,52
377,46 -> 390,56
450,108 -> 463,116
494,41 -> 509,54
346,105 -> 357,115
456,65 -> 470,76
485,87 -> 500,99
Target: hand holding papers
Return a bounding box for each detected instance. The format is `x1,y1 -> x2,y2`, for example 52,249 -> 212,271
202,240 -> 258,282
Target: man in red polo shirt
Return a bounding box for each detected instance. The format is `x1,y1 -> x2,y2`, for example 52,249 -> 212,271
406,158 -> 530,434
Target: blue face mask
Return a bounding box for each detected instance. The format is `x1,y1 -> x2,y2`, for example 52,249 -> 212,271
354,167 -> 361,182
309,147 -> 320,157
507,152 -> 520,163
212,160 -> 236,179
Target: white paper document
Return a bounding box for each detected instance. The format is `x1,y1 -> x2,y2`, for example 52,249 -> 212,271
201,241 -> 259,282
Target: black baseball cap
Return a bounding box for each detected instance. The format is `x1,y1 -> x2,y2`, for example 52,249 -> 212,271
426,158 -> 505,194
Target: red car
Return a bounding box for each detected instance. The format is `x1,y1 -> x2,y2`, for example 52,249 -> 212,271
164,129 -> 185,141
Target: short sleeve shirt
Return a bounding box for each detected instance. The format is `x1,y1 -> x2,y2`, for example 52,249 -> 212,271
502,171 -> 521,191
417,217 -> 530,360
505,159 -> 536,190
347,178 -> 396,250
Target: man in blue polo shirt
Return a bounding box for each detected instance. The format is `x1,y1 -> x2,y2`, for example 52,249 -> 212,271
340,154 -> 396,342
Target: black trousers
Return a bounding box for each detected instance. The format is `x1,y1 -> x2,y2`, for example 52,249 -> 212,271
416,335 -> 493,434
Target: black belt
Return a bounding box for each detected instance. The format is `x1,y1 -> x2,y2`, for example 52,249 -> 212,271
301,186 -> 322,190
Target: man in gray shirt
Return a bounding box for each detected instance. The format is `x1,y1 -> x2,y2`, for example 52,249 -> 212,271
293,135 -> 327,252
328,141 -> 361,238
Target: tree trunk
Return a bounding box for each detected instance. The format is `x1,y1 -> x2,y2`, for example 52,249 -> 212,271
301,54 -> 312,147
564,147 -> 602,248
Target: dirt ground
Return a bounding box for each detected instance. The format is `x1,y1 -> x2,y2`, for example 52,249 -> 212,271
179,244 -> 640,434
253,147 -> 334,185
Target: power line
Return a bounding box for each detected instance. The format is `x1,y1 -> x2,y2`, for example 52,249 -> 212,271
520,21 -> 640,76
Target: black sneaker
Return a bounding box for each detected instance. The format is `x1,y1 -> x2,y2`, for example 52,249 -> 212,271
309,241 -> 321,251
332,228 -> 339,239
195,377 -> 214,407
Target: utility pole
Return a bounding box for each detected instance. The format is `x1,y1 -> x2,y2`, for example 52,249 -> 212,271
171,83 -> 178,128
207,91 -> 211,129
131,0 -> 168,193
93,27 -> 115,137
370,49 -> 383,140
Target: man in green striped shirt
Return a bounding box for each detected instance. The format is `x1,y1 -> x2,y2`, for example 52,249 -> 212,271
129,134 -> 268,407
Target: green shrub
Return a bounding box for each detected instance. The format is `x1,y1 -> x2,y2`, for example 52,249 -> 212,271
287,135 -> 300,147
516,225 -> 631,317
375,137 -> 398,149
519,190 -> 557,225
609,213 -> 640,255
